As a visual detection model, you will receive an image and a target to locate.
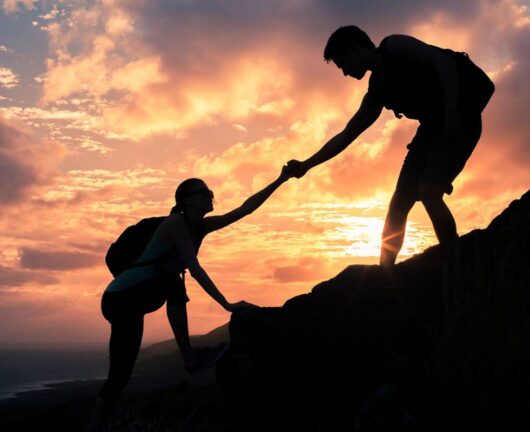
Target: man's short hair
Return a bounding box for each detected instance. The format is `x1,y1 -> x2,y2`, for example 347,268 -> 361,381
323,26 -> 375,62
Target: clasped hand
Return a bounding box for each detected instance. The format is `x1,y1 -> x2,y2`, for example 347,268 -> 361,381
279,160 -> 309,181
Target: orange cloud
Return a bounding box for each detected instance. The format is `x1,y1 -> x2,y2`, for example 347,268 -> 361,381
272,256 -> 328,283
1,0 -> 34,15
0,66 -> 19,88
0,265 -> 59,290
93,53 -> 296,139
0,115 -> 65,205
19,248 -> 101,271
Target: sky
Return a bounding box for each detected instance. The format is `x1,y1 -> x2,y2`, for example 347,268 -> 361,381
0,0 -> 529,347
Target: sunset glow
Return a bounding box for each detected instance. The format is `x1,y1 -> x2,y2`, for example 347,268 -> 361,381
1,0 -> 529,346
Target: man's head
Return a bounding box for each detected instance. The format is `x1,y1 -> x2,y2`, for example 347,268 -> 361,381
324,26 -> 376,79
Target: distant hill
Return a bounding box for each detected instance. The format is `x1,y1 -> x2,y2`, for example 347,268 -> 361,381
135,323 -> 229,380
0,324 -> 230,431
138,323 -> 229,360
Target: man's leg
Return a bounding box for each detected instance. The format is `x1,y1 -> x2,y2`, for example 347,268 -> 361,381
419,182 -> 458,247
381,122 -> 433,269
380,191 -> 416,269
418,115 -> 482,250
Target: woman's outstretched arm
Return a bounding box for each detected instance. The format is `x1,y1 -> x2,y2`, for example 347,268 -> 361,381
168,214 -> 256,312
204,166 -> 291,234
188,263 -> 255,311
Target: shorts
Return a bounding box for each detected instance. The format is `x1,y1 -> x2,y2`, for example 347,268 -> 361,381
395,114 -> 482,201
101,272 -> 189,323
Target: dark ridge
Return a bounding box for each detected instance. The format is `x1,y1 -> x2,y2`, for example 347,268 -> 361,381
217,189 -> 530,431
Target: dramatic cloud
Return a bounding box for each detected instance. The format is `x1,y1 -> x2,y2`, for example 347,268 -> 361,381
272,256 -> 328,283
77,137 -> 114,155
0,265 -> 58,290
1,0 -> 35,15
318,118 -> 418,200
1,106 -> 89,120
35,0 -> 350,141
19,247 -> 101,270
32,0 -> 530,188
0,116 -> 65,205
0,66 -> 18,88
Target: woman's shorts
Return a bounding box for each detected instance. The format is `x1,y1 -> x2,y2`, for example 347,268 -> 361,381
101,273 -> 189,323
395,114 -> 482,200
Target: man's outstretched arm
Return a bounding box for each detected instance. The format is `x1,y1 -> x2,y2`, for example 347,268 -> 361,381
287,92 -> 383,177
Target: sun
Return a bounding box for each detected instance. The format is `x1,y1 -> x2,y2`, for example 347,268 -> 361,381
329,216 -> 385,258
317,214 -> 432,260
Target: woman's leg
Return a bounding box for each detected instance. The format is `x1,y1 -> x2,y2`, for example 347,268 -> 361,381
167,301 -> 228,377
89,315 -> 144,431
167,303 -> 194,367
100,315 -> 144,402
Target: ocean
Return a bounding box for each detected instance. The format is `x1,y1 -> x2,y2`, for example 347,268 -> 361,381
0,347 -> 109,400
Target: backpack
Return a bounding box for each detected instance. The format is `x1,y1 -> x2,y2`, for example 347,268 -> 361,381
105,216 -> 166,277
377,36 -> 495,118
439,48 -> 495,114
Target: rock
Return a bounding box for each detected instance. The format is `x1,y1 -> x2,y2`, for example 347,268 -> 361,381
217,189 -> 530,430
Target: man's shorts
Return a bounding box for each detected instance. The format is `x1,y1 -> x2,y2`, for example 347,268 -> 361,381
395,115 -> 482,201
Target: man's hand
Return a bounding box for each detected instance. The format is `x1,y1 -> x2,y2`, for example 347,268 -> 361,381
285,160 -> 309,179
279,165 -> 293,182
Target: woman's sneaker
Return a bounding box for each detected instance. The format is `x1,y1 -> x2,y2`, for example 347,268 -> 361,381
184,342 -> 228,379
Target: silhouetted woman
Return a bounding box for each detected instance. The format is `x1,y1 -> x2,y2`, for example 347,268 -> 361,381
89,166 -> 291,431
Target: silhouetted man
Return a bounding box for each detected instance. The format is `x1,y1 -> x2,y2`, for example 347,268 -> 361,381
287,26 -> 494,267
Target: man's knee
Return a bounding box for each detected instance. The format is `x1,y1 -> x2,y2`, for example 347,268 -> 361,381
384,193 -> 414,235
388,191 -> 415,217
418,182 -> 444,205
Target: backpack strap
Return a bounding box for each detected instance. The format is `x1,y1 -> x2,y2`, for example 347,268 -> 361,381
178,212 -> 194,283
131,212 -> 197,281
126,250 -> 173,270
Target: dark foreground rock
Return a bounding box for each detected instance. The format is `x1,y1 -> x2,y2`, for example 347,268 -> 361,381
217,190 -> 530,431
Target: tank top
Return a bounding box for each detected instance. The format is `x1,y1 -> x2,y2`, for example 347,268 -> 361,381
105,213 -> 205,293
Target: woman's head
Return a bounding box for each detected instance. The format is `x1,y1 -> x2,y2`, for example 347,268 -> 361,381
172,178 -> 214,214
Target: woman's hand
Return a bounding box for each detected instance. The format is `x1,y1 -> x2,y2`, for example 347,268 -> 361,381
279,164 -> 294,182
285,159 -> 309,179
226,300 -> 260,312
